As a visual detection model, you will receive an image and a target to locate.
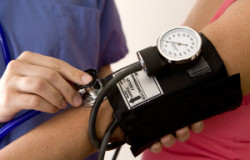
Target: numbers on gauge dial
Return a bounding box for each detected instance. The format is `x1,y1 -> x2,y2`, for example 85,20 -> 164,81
159,28 -> 199,60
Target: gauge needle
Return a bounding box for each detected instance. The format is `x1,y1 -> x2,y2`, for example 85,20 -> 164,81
163,40 -> 188,46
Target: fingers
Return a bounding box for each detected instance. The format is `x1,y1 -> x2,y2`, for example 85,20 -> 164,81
0,91 -> 60,122
190,121 -> 204,133
10,60 -> 82,107
0,51 -> 94,122
15,76 -> 67,109
159,123 -> 203,147
160,134 -> 176,148
14,93 -> 60,113
175,126 -> 190,142
157,127 -> 189,150
17,51 -> 92,85
149,142 -> 162,153
150,122 -> 204,153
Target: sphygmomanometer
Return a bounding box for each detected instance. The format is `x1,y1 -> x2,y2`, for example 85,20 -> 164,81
0,25 -> 242,160
87,26 -> 242,160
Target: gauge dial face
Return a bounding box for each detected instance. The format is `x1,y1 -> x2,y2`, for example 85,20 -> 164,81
157,26 -> 201,63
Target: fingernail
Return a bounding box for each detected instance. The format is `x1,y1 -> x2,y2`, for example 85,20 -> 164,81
177,129 -> 187,136
162,136 -> 171,144
193,122 -> 203,133
194,122 -> 201,130
162,135 -> 175,147
82,74 -> 92,84
152,143 -> 161,153
73,94 -> 82,106
61,99 -> 68,108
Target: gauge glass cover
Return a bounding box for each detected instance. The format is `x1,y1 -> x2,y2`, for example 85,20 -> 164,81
157,26 -> 201,63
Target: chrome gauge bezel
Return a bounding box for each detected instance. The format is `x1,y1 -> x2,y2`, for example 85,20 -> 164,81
157,26 -> 202,64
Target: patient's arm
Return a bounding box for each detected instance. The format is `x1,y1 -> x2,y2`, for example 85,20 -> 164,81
149,0 -> 225,152
183,0 -> 224,31
0,100 -> 121,160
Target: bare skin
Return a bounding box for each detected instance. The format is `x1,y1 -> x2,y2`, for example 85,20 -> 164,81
1,0 -> 250,159
0,100 -> 116,160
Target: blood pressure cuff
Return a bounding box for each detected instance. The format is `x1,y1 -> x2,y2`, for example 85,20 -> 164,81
106,33 -> 242,156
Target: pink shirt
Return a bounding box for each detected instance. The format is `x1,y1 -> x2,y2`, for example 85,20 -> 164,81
142,0 -> 250,159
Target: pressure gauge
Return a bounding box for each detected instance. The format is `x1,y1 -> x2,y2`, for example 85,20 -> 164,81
157,26 -> 202,64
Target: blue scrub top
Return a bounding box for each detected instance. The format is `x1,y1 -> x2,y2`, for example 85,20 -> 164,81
0,0 -> 128,158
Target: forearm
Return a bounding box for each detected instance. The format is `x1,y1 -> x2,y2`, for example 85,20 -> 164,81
0,101 -> 117,160
184,0 -> 250,95
0,107 -> 94,160
0,65 -> 119,160
183,0 -> 224,31
201,0 -> 250,95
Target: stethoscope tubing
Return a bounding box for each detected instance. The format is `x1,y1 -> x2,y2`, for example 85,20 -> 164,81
0,22 -> 11,66
0,22 -> 41,142
0,110 -> 41,140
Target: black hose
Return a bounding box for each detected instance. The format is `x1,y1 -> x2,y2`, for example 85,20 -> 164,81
112,147 -> 122,160
98,119 -> 119,160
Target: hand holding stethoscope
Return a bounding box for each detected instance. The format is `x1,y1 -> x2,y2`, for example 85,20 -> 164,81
0,23 -> 92,123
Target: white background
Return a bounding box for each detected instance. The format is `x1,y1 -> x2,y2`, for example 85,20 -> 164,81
107,1 -> 197,160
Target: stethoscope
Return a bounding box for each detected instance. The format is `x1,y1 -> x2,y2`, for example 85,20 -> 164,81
0,22 -> 41,141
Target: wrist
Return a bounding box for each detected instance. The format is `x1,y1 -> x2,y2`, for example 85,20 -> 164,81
95,100 -> 125,142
